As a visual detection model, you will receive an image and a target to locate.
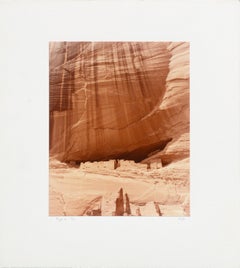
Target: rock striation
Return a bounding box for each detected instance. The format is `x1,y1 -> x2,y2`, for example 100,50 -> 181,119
49,42 -> 189,166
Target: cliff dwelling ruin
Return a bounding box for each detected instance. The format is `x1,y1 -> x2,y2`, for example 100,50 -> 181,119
49,42 -> 190,216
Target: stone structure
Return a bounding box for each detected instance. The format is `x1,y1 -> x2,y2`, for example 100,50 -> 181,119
79,160 -> 115,170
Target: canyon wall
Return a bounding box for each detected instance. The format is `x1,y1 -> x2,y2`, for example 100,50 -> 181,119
49,42 -> 189,164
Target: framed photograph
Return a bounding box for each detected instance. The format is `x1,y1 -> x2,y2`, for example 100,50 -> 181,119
1,1 -> 239,267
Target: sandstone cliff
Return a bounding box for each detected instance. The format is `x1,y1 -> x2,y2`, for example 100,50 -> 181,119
49,42 -> 189,167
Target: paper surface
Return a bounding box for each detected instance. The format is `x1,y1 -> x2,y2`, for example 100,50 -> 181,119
0,1 -> 239,267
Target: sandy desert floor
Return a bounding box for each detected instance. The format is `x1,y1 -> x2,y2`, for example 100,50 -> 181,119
49,157 -> 190,217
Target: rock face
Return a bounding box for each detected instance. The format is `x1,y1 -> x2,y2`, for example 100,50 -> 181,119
49,42 -> 189,165
115,188 -> 124,216
49,157 -> 190,216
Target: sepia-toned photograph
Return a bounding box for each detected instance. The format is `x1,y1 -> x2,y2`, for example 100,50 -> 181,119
49,42 -> 190,216
2,0 -> 240,266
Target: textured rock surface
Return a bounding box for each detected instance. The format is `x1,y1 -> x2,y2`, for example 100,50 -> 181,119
49,42 -> 189,163
49,158 -> 189,216
49,42 -> 190,216
140,42 -> 190,170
